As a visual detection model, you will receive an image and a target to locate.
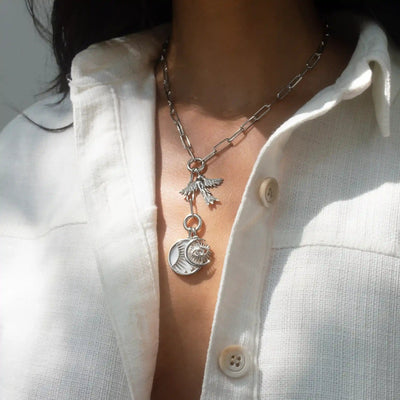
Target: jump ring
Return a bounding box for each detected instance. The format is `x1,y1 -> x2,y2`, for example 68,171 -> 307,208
187,158 -> 205,172
183,213 -> 202,233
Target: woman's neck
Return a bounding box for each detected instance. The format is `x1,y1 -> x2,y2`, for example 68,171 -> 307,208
167,0 -> 325,117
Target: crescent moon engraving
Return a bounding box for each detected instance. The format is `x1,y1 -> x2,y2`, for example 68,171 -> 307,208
168,238 -> 203,275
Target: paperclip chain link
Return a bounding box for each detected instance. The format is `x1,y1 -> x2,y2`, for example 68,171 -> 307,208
160,24 -> 330,165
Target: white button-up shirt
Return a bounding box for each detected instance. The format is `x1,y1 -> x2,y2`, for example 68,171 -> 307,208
1,18 -> 400,400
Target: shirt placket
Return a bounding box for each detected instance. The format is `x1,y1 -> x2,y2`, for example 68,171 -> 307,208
199,126 -> 289,399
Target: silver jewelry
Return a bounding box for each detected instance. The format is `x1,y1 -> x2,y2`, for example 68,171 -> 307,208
160,25 -> 330,275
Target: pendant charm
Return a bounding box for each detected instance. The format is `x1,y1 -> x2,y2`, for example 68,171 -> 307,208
180,172 -> 223,205
168,236 -> 212,275
169,159 -> 216,276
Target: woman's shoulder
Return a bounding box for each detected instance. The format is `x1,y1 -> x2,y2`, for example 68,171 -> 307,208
1,93 -> 73,141
0,93 -> 74,177
0,94 -> 86,239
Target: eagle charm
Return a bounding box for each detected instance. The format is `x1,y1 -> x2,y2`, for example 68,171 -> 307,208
180,173 -> 223,205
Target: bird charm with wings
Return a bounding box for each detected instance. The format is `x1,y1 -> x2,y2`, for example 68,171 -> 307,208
180,172 -> 223,205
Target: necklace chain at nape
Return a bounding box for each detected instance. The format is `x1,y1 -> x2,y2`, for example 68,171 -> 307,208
161,24 -> 330,276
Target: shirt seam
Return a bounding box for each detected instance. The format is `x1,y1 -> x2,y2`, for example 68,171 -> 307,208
273,242 -> 400,260
110,85 -> 158,300
0,221 -> 88,240
252,230 -> 274,400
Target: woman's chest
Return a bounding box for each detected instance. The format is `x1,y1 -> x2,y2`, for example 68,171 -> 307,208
151,140 -> 260,399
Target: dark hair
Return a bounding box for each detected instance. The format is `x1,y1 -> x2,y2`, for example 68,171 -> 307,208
22,0 -> 400,131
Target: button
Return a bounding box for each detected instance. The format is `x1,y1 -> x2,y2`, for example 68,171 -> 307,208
259,177 -> 279,207
218,345 -> 250,378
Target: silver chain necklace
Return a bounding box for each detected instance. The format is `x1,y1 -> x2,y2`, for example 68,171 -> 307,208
160,25 -> 329,276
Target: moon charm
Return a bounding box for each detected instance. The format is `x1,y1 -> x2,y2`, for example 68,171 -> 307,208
168,237 -> 211,275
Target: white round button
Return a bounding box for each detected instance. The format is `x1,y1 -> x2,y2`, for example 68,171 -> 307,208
218,345 -> 250,378
259,177 -> 279,207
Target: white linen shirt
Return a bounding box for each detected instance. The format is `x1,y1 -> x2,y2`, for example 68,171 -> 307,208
1,19 -> 400,400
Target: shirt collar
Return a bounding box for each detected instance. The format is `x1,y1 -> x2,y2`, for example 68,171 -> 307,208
332,18 -> 393,137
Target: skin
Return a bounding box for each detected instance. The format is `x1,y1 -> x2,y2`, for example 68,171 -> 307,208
151,1 -> 356,399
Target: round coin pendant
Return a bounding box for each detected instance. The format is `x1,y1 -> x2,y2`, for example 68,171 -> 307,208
185,238 -> 211,266
168,237 -> 211,275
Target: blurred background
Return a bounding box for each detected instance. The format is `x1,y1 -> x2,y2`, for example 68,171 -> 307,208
0,0 -> 56,130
